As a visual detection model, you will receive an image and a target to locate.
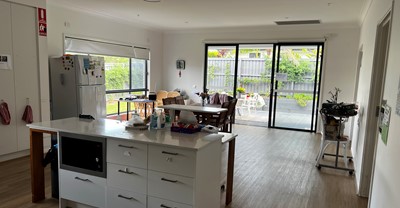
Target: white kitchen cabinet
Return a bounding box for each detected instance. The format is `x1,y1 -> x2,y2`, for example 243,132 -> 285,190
148,170 -> 195,205
107,163 -> 147,193
107,187 -> 147,208
148,196 -> 193,208
0,1 -> 17,156
60,169 -> 106,208
107,138 -> 147,169
0,1 -> 41,156
148,145 -> 196,177
32,118 -> 224,208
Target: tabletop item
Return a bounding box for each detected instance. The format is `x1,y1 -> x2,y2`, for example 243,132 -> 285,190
171,122 -> 203,134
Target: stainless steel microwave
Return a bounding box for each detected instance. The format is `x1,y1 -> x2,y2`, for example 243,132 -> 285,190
59,132 -> 106,178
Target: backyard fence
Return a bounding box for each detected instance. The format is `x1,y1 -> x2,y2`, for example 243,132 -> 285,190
207,58 -> 315,95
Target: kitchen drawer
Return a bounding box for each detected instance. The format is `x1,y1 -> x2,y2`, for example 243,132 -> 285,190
107,187 -> 146,208
148,170 -> 194,205
148,196 -> 193,208
148,145 -> 196,177
59,169 -> 106,208
107,139 -> 147,169
107,163 -> 147,193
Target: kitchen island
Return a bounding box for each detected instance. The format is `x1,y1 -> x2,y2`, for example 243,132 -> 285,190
27,117 -> 236,208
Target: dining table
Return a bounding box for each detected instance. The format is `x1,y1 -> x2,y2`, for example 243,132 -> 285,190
116,98 -> 155,120
158,104 -> 227,122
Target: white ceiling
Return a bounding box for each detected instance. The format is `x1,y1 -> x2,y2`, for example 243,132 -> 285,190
48,0 -> 370,31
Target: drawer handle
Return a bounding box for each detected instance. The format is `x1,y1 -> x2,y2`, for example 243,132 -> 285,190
160,204 -> 176,208
161,151 -> 179,156
161,177 -> 178,183
118,144 -> 135,149
117,194 -> 135,200
118,169 -> 136,175
74,177 -> 92,183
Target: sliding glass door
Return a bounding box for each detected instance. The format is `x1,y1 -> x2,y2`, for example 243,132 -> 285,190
205,45 -> 238,94
204,42 -> 324,132
269,43 -> 324,132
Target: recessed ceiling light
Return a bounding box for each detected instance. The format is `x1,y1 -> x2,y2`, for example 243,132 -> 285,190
144,0 -> 161,2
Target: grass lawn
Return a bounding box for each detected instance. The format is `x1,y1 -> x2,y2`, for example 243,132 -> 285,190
107,100 -> 128,115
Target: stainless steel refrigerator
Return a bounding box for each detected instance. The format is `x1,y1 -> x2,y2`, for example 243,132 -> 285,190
49,55 -> 106,120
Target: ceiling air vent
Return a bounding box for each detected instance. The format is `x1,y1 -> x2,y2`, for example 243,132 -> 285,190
275,20 -> 321,25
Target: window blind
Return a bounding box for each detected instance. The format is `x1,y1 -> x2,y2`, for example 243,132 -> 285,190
64,36 -> 150,60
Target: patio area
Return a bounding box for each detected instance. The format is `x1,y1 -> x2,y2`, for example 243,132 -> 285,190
235,98 -> 314,130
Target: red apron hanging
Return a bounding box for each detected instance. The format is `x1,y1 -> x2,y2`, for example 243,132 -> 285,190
22,105 -> 33,124
0,101 -> 11,125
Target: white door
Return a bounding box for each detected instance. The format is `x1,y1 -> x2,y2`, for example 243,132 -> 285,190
78,85 -> 106,119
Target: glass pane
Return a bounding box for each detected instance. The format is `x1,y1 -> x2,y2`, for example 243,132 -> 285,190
274,92 -> 314,130
206,46 -> 236,95
131,58 -> 146,89
106,92 -> 129,115
106,92 -> 146,116
273,45 -> 319,130
235,44 -> 273,126
104,56 -> 130,91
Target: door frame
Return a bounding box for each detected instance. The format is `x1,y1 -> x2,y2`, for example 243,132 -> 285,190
268,42 -> 325,132
357,7 -> 393,198
203,44 -> 239,98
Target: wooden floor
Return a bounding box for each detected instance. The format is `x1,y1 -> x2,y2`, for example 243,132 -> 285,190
0,124 -> 368,208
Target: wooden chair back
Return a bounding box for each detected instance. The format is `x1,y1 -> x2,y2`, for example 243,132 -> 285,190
162,97 -> 176,116
175,96 -> 185,105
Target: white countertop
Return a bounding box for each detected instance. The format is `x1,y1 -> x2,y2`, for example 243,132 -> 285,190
27,117 -> 235,150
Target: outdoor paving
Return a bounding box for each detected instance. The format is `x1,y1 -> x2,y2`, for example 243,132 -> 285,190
235,109 -> 313,130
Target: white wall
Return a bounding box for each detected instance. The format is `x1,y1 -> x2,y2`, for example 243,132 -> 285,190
162,26 -> 360,118
367,0 -> 400,207
47,3 -> 163,94
350,0 -> 394,197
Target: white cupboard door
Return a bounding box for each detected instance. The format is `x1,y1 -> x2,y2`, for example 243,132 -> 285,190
0,1 -> 17,155
11,4 -> 40,151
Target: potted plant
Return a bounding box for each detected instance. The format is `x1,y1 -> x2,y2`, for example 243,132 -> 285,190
237,87 -> 245,98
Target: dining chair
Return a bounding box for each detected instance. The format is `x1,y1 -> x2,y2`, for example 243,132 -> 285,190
224,99 -> 237,133
202,101 -> 230,132
315,111 -> 350,169
162,97 -> 176,117
175,96 -> 185,105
